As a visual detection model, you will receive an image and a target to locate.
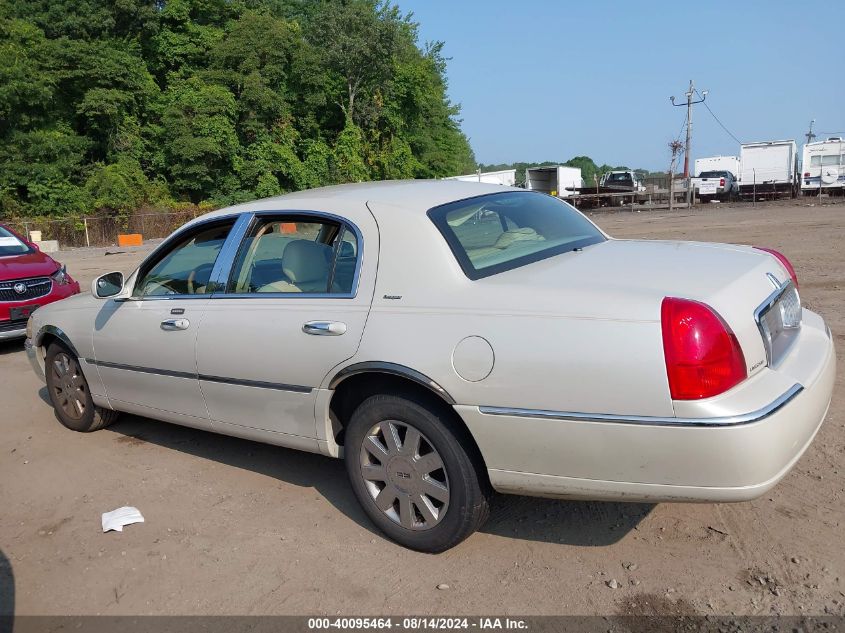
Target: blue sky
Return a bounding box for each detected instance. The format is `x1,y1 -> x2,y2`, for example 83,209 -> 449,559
394,0 -> 845,171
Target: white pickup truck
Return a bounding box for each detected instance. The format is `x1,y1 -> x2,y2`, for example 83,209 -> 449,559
692,170 -> 738,202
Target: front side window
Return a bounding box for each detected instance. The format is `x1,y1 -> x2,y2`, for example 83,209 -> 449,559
227,216 -> 358,295
0,226 -> 32,256
135,221 -> 234,297
429,192 -> 606,280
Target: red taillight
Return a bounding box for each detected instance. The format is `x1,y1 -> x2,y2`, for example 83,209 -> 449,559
804,172 -> 811,177
753,246 -> 798,288
719,178 -> 725,186
661,298 -> 747,400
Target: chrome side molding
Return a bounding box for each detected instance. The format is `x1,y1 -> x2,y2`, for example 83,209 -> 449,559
478,383 -> 804,428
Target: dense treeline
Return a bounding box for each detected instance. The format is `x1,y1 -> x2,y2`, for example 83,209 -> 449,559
0,0 -> 476,218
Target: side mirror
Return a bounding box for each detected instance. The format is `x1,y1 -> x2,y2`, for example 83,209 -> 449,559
92,271 -> 124,299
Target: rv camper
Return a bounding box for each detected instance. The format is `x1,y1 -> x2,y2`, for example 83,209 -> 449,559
802,137 -> 845,195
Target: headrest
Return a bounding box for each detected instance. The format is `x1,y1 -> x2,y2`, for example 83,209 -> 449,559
282,239 -> 331,283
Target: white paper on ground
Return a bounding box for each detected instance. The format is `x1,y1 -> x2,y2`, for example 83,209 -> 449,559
101,506 -> 145,533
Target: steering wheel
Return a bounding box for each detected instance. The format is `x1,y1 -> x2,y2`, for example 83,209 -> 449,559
187,263 -> 215,294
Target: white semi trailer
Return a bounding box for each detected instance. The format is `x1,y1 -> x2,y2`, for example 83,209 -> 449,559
524,166 -> 582,198
738,140 -> 798,199
801,137 -> 845,195
694,156 -> 740,178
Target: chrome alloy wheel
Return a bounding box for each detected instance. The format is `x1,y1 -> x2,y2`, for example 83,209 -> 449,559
50,352 -> 87,421
359,420 -> 450,531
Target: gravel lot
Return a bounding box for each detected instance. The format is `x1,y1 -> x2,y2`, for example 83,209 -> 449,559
1,199 -> 843,617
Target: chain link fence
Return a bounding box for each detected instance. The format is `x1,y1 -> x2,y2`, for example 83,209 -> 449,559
1,208 -> 206,249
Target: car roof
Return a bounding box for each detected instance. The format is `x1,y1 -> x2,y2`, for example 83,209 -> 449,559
191,180 -> 517,225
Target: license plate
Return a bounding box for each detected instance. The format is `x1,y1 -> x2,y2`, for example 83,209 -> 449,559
10,305 -> 38,320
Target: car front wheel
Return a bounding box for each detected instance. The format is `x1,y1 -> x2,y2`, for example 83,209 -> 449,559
344,393 -> 490,552
45,343 -> 119,432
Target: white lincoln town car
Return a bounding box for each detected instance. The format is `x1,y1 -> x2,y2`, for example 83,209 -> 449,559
25,181 -> 835,552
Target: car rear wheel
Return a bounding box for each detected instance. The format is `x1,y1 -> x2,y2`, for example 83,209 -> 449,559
344,393 -> 490,553
45,343 -> 119,432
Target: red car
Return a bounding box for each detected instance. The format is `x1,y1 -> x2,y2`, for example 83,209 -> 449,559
0,224 -> 80,341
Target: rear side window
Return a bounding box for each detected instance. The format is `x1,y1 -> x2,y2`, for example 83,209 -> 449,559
428,192 -> 605,280
226,216 -> 359,295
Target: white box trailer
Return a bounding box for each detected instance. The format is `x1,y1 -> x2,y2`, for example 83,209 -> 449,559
738,140 -> 798,198
801,137 -> 845,194
694,155 -> 740,178
525,166 -> 582,198
444,169 -> 516,187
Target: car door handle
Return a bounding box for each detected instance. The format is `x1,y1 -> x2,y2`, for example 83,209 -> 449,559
302,321 -> 347,336
160,318 -> 190,331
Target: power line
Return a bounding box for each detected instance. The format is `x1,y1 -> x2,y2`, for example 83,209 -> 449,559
696,89 -> 742,144
674,111 -> 688,145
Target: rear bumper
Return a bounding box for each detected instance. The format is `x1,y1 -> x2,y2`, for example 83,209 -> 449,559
458,309 -> 835,502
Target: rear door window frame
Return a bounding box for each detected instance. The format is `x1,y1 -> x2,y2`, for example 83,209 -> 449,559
214,210 -> 364,300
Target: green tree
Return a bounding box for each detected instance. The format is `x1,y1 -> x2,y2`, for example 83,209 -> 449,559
333,118 -> 370,183
85,157 -> 151,214
311,0 -> 403,126
0,125 -> 91,216
0,19 -> 55,134
0,0 -> 479,217
154,77 -> 241,202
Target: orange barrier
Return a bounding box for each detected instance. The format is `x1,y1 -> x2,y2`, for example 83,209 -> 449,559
117,233 -> 143,247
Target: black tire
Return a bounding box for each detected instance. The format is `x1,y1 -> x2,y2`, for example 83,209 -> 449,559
344,393 -> 490,553
45,343 -> 119,432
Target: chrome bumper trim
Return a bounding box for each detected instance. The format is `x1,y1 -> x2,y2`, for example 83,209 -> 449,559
25,338 -> 46,382
478,383 -> 804,428
0,327 -> 27,341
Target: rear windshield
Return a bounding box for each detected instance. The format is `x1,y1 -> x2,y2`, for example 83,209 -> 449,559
606,172 -> 632,182
428,192 -> 605,280
0,226 -> 31,256
699,171 -> 729,178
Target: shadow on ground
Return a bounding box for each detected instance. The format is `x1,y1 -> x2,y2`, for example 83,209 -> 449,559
0,341 -> 24,357
0,548 -> 14,632
105,414 -> 652,548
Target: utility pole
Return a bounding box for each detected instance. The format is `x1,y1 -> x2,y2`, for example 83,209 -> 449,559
668,139 -> 684,212
671,80 -> 707,205
805,119 -> 816,145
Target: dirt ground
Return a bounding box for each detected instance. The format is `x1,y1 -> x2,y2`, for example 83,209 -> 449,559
1,199 -> 843,617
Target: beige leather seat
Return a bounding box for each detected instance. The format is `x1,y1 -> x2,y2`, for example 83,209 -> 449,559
467,228 -> 545,262
257,239 -> 332,293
